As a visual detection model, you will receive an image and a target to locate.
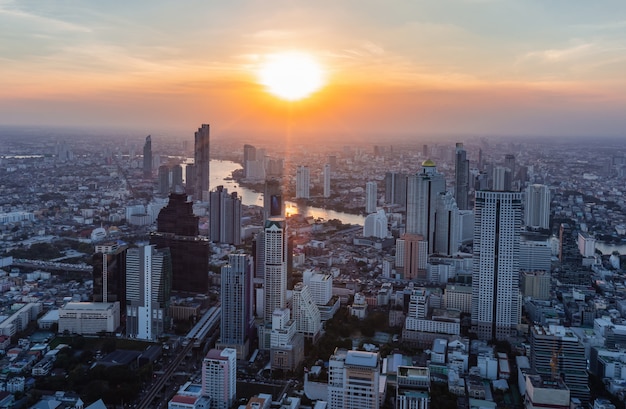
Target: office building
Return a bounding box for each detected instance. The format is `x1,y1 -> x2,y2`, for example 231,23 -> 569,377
525,184 -> 551,230
292,283 -> 321,341
126,245 -> 172,341
263,217 -> 287,322
209,185 -> 242,245
454,143 -> 470,210
524,375 -> 571,409
264,178 -> 283,219
530,325 -> 589,405
365,181 -> 378,213
58,302 -> 120,335
493,166 -> 512,191
521,271 -> 551,300
194,124 -> 210,201
384,172 -> 408,207
202,348 -> 237,409
296,166 -> 310,199
433,191 -> 460,256
406,160 -> 446,253
143,135 -> 152,178
243,144 -> 257,178
363,209 -> 389,239
92,243 -> 127,313
269,308 -> 304,371
472,191 -> 522,340
328,349 -> 381,409
218,254 -> 253,360
403,234 -> 428,281
504,153 -> 516,179
323,163 -> 331,198
396,366 -> 430,409
150,193 -> 210,293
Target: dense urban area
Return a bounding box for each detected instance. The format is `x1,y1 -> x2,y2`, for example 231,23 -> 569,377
1,126 -> 626,409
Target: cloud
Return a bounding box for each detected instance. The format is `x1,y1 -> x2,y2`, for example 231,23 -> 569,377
523,43 -> 594,63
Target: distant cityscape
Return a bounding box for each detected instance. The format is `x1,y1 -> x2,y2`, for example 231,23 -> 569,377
1,125 -> 626,409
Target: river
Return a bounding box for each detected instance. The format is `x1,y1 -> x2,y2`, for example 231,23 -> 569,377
208,160 -> 364,226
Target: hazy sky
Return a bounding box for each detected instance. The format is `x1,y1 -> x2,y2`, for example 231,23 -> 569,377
2,0 -> 626,139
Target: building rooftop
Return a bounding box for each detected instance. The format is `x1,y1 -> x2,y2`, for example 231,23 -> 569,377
345,350 -> 378,368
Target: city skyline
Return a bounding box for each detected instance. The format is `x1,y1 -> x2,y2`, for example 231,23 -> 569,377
2,1 -> 626,140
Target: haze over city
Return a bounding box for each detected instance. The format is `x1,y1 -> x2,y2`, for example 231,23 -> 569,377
2,0 -> 626,140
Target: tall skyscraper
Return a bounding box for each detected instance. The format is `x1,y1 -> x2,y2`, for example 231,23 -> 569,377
323,163 -> 331,198
384,172 -> 408,207
454,142 -> 470,210
150,192 -> 210,293
263,178 -> 283,220
472,191 -> 522,341
243,144 -> 257,178
143,135 -> 152,178
328,349 -> 381,409
365,181 -> 378,214
202,348 -> 237,409
194,124 -> 210,201
263,217 -> 287,322
524,184 -> 551,230
504,153 -> 516,179
171,164 -> 183,192
406,160 -> 446,253
434,191 -> 460,256
209,185 -> 242,245
92,243 -> 127,313
296,165 -> 310,199
219,254 -> 253,359
157,165 -> 170,195
492,166 -> 512,191
125,245 -> 172,341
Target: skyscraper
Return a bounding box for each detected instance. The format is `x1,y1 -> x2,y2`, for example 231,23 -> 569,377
202,348 -> 237,409
143,135 -> 152,178
472,191 -> 522,341
209,185 -> 242,245
194,124 -> 210,201
402,234 -> 428,280
434,191 -> 460,256
264,178 -> 283,219
219,254 -> 253,359
92,243 -> 127,313
125,245 -> 172,341
150,192 -> 210,293
243,144 -> 257,178
454,142 -> 470,210
292,282 -> 322,341
263,217 -> 287,322
406,160 -> 446,253
524,184 -> 551,230
365,181 -> 378,214
296,165 -> 310,199
384,172 -> 407,207
323,163 -> 331,198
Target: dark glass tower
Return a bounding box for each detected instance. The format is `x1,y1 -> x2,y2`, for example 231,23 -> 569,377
150,192 -> 210,293
194,124 -> 210,201
92,243 -> 128,313
143,135 -> 152,178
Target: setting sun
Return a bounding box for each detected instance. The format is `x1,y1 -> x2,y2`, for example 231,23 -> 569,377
257,52 -> 326,101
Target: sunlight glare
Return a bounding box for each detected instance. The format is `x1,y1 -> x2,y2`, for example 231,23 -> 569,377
257,52 -> 325,101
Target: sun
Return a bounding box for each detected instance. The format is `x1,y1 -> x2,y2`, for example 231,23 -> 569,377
257,52 -> 326,101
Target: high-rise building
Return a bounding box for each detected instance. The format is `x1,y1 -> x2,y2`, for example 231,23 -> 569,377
384,172 -> 407,207
492,166 -> 512,191
403,234 -> 428,280
323,163 -> 331,198
125,245 -> 172,341
504,153 -> 516,179
157,165 -> 170,196
472,191 -> 522,340
92,243 -> 127,313
171,164 -> 183,193
150,193 -> 210,293
433,191 -> 460,256
296,166 -> 310,199
454,143 -> 470,210
219,254 -> 253,359
264,178 -> 283,219
292,283 -> 321,341
194,124 -> 210,201
263,217 -> 287,322
143,135 -> 152,178
209,185 -> 242,245
525,184 -> 551,230
185,163 -> 196,197
406,160 -> 446,253
328,349 -> 381,409
365,181 -> 378,214
363,209 -> 389,239
202,348 -> 237,409
243,144 -> 257,178
530,325 -> 590,405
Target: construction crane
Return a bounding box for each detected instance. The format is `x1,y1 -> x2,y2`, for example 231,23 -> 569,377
550,346 -> 563,380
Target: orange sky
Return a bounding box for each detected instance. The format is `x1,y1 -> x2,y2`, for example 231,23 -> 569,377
2,1 -> 626,139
